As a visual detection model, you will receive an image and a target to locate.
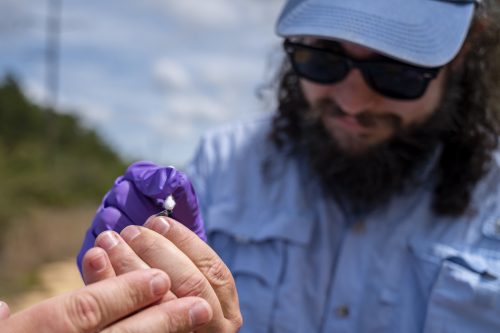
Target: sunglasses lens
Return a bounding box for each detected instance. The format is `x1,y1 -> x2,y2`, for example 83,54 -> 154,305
285,40 -> 437,100
366,63 -> 428,99
290,46 -> 349,84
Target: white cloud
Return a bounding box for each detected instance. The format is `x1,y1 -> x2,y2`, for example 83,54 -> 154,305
167,95 -> 228,123
0,0 -> 37,31
147,114 -> 194,140
153,59 -> 192,91
155,0 -> 239,29
2,0 -> 286,165
22,78 -> 47,107
68,101 -> 114,125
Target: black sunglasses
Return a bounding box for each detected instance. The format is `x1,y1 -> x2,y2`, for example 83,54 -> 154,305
284,39 -> 442,100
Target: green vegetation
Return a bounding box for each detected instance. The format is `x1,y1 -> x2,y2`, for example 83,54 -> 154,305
0,74 -> 127,232
0,74 -> 129,297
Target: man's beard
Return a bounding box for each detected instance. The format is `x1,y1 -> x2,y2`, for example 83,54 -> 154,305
296,98 -> 452,214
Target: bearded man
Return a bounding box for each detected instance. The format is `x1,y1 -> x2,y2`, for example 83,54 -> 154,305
78,0 -> 500,332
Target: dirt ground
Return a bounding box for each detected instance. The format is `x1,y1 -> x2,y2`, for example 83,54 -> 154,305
7,259 -> 84,313
0,205 -> 95,313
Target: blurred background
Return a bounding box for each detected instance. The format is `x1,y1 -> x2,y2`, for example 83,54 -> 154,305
0,0 -> 284,311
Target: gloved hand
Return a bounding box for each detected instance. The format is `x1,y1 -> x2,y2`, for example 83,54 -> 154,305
77,161 -> 206,274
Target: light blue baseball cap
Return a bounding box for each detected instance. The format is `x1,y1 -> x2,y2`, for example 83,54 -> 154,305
276,0 -> 478,67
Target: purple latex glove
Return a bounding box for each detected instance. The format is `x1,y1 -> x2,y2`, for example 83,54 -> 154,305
77,161 -> 206,274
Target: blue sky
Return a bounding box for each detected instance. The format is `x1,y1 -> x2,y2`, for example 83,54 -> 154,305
0,0 -> 285,166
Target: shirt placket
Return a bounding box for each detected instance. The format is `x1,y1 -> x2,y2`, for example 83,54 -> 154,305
320,217 -> 374,333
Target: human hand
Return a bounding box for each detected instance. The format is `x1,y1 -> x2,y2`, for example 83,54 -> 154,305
77,161 -> 206,273
82,215 -> 242,333
0,269 -> 212,333
0,301 -> 10,320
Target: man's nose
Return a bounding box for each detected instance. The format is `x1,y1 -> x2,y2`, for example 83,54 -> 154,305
328,69 -> 381,116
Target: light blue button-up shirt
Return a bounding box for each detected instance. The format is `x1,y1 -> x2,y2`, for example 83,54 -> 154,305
187,116 -> 500,333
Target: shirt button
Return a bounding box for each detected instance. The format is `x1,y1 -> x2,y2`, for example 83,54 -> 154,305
353,221 -> 365,234
335,305 -> 350,318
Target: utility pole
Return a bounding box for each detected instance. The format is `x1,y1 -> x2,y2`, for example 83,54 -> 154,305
45,0 -> 62,109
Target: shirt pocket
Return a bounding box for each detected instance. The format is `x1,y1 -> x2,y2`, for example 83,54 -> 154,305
206,201 -> 314,333
409,239 -> 500,333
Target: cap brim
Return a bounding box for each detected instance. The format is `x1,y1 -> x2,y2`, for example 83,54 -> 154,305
276,0 -> 475,67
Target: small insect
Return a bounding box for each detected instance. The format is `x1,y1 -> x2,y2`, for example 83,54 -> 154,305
156,195 -> 176,218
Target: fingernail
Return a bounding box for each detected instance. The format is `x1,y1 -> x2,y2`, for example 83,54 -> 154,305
189,301 -> 211,327
150,273 -> 169,296
98,231 -> 119,250
146,217 -> 170,236
89,252 -> 107,272
121,226 -> 141,242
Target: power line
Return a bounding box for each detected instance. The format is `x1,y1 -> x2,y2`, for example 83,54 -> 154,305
45,0 -> 62,109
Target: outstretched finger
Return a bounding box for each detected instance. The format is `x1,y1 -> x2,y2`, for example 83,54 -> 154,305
101,297 -> 213,333
0,301 -> 10,320
77,206 -> 142,275
120,225 -> 230,331
81,247 -> 116,285
95,230 -> 178,302
3,269 -> 171,333
95,231 -> 150,275
145,216 -> 241,325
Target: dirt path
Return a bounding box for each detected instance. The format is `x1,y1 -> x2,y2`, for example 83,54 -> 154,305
8,259 -> 84,313
1,205 -> 96,313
